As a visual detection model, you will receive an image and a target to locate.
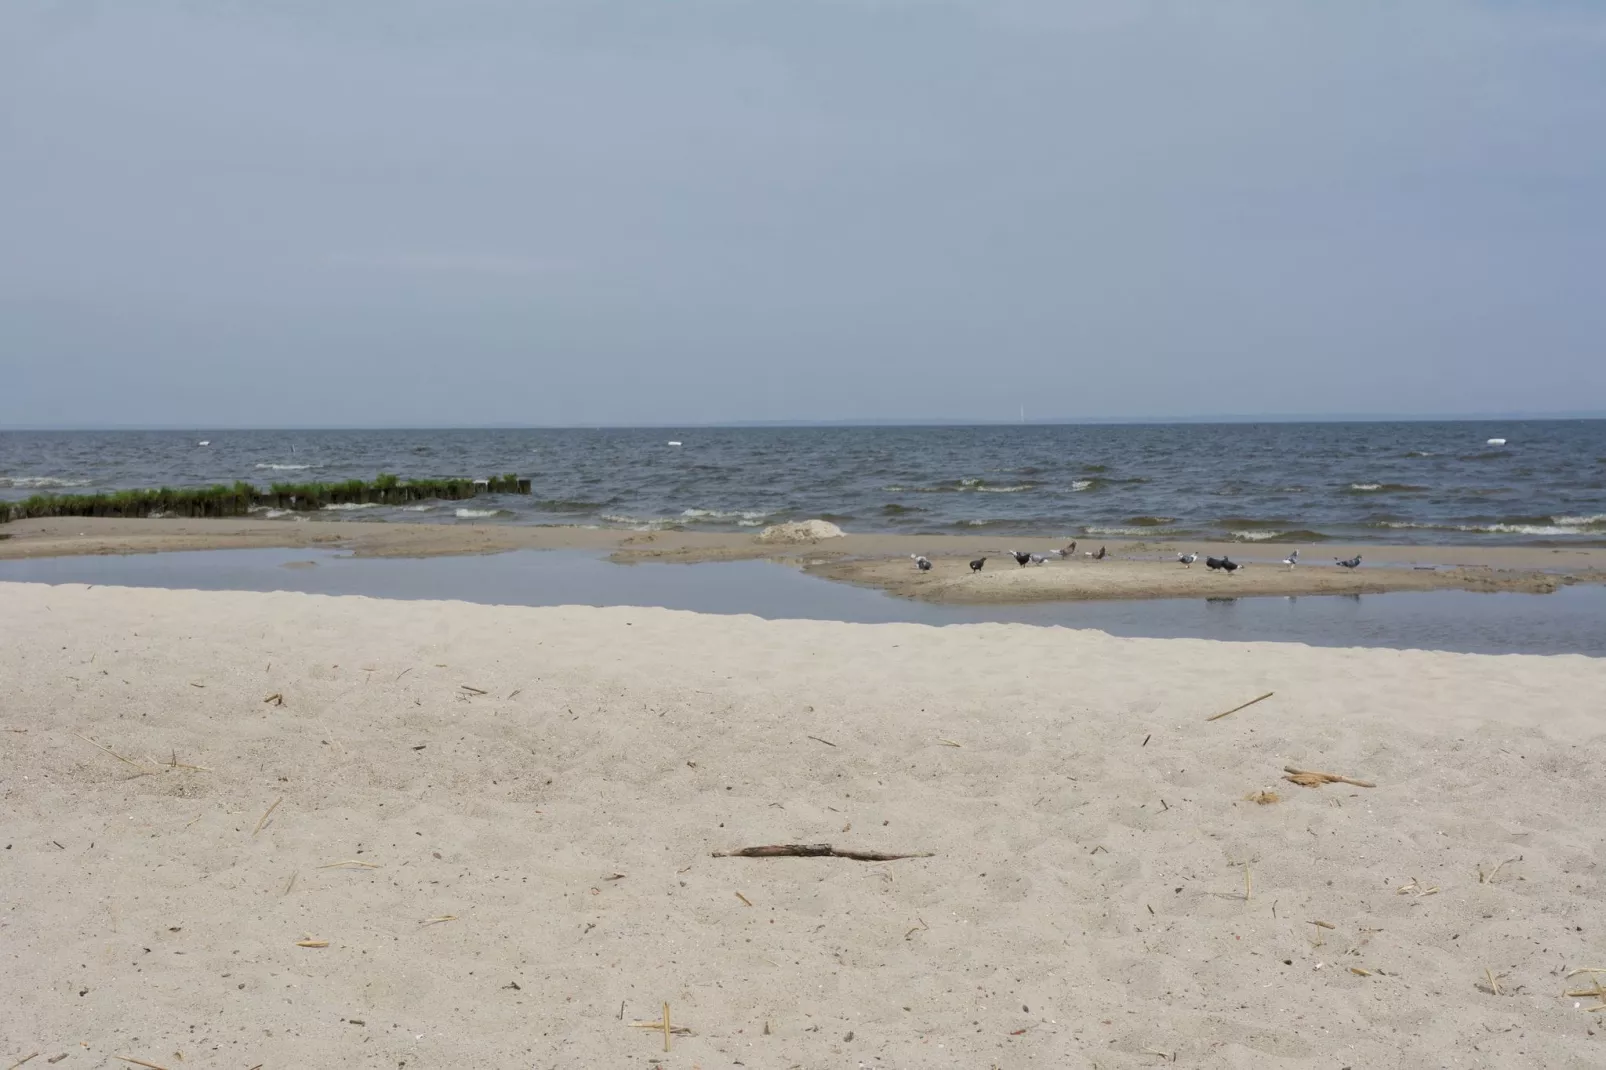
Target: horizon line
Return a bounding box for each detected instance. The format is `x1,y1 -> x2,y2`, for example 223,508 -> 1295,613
3,412 -> 1605,433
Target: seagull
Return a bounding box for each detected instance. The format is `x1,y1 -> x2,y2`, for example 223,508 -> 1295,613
1205,555 -> 1228,571
1009,550 -> 1032,567
1028,552 -> 1049,566
1061,541 -> 1077,557
1220,557 -> 1241,574
1336,554 -> 1363,569
969,556 -> 986,572
911,554 -> 933,572
1093,545 -> 1107,560
1281,549 -> 1299,570
1178,552 -> 1198,568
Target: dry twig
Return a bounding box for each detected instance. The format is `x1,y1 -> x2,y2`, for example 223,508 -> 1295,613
251,797 -> 282,837
1283,766 -> 1375,788
1207,691 -> 1274,721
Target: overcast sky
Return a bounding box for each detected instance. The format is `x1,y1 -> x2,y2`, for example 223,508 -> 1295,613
3,0 -> 1604,427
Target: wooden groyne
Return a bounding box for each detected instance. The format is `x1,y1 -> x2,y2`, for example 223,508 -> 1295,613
1,474 -> 532,523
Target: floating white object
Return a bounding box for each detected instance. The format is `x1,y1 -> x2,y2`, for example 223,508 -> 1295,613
667,441 -> 682,447
1486,438 -> 1506,446
197,440 -> 210,446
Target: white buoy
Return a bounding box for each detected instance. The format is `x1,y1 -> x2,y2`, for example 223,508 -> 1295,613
1486,438 -> 1506,446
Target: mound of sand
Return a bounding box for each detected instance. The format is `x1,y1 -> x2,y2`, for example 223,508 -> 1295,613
754,518 -> 844,543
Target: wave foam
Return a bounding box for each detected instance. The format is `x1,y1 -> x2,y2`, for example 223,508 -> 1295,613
1230,530 -> 1283,541
0,476 -> 93,489
321,502 -> 379,511
454,508 -> 508,519
255,463 -> 313,471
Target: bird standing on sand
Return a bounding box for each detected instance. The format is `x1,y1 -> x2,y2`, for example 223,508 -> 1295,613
970,557 -> 986,573
1205,555 -> 1227,571
1178,552 -> 1198,568
1336,554 -> 1363,569
1028,552 -> 1049,566
1009,550 -> 1032,567
1093,545 -> 1107,560
1220,557 -> 1241,574
911,554 -> 933,572
1064,541 -> 1077,557
1282,550 -> 1299,570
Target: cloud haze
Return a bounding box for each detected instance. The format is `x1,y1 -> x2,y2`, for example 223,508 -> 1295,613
3,0 -> 1604,426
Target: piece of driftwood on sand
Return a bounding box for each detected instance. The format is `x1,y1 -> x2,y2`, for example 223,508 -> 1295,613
712,843 -> 934,861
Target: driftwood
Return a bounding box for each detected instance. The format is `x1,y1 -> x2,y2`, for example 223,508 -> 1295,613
713,843 -> 933,861
1283,765 -> 1376,788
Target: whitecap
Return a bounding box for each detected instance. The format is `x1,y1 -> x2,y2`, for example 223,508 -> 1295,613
1070,480 -> 1094,491
255,463 -> 313,471
321,502 -> 380,511
1084,526 -> 1170,536
1349,483 -> 1382,491
0,476 -> 93,489
454,507 -> 505,519
1230,530 -> 1283,541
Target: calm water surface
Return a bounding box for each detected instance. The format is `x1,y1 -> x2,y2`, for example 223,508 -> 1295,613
3,549 -> 1601,657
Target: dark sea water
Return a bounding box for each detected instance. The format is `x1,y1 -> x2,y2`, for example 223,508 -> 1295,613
3,422 -> 1605,545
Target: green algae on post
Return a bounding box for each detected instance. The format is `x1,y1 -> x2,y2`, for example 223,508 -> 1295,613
1,473 -> 532,522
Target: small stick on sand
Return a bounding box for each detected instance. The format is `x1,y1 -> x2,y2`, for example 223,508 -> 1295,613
460,685 -> 488,695
7,1053 -> 40,1070
1244,864 -> 1253,901
1566,968 -> 1606,977
1283,766 -> 1376,789
1207,691 -> 1274,722
806,735 -> 837,748
713,843 -> 934,862
1310,919 -> 1336,929
283,872 -> 297,896
1484,967 -> 1501,995
115,1058 -> 171,1070
251,797 -> 282,837
735,892 -> 753,907
1350,967 -> 1372,977
295,938 -> 330,948
1479,856 -> 1522,884
937,738 -> 963,748
263,693 -> 283,706
317,859 -> 380,869
74,732 -> 146,771
420,915 -> 458,926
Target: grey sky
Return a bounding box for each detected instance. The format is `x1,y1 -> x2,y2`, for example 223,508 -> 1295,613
3,0 -> 1603,427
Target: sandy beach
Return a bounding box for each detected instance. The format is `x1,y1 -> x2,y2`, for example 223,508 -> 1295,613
3,580 -> 1603,1068
3,516 -> 1602,605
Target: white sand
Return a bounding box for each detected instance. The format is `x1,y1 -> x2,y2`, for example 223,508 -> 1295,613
3,581 -> 1604,1068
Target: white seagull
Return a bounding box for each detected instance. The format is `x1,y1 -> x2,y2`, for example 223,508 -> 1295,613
1281,549 -> 1299,570
911,553 -> 933,572
1178,552 -> 1198,568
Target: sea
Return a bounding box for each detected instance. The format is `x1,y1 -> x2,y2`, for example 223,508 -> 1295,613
3,421 -> 1605,545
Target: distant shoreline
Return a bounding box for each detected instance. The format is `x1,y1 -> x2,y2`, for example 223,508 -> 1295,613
3,516 -> 1600,605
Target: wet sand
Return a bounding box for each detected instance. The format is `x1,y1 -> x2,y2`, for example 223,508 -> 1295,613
1,515 -> 1601,603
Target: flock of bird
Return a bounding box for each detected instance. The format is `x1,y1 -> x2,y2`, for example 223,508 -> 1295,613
910,546 -> 1366,575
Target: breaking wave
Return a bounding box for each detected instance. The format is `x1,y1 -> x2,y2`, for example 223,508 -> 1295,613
0,476 -> 92,489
